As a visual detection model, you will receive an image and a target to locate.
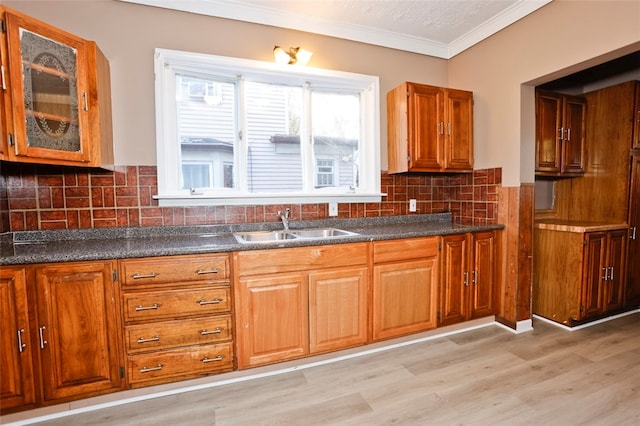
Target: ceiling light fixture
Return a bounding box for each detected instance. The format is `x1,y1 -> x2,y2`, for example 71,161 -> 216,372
273,45 -> 312,65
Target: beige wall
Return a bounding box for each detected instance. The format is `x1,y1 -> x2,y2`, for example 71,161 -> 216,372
449,0 -> 640,186
5,0 -> 640,187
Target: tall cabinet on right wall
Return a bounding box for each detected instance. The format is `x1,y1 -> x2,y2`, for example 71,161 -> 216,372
534,81 -> 640,325
627,82 -> 640,307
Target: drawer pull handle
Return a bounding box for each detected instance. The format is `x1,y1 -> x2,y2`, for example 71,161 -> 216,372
132,273 -> 157,279
201,355 -> 224,363
139,364 -> 163,373
137,335 -> 160,344
135,303 -> 160,311
197,298 -> 223,305
196,269 -> 219,275
200,327 -> 222,335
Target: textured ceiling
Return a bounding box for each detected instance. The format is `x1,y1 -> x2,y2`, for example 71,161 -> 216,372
120,0 -> 553,58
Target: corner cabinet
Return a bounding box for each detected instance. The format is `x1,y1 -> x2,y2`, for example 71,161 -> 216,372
0,6 -> 113,167
533,222 -> 627,325
387,82 -> 473,173
535,90 -> 586,177
372,237 -> 439,341
439,231 -> 497,326
234,243 -> 369,369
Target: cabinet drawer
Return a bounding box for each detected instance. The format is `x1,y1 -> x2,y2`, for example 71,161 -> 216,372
125,315 -> 232,353
123,287 -> 231,322
237,242 -> 368,276
374,237 -> 439,263
120,254 -> 229,287
127,343 -> 233,386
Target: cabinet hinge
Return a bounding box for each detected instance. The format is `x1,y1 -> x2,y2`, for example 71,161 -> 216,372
8,133 -> 14,147
0,19 -> 5,34
436,311 -> 441,321
112,270 -> 118,282
120,366 -> 125,379
582,239 -> 587,246
438,242 -> 442,251
407,155 -> 411,162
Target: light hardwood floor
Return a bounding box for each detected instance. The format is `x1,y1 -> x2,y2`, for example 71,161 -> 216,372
11,313 -> 640,426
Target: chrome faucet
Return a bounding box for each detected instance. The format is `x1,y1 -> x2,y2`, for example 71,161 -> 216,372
277,208 -> 290,231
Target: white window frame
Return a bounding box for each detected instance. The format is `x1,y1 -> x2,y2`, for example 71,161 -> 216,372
153,48 -> 382,206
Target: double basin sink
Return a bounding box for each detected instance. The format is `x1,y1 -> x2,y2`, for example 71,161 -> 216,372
234,227 -> 359,244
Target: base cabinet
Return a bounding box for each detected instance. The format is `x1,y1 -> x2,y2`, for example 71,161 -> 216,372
372,237 -> 439,341
1,261 -> 123,415
35,261 -> 123,401
534,224 -> 627,325
119,254 -> 233,388
0,267 -> 35,412
439,231 -> 496,326
235,243 -> 368,369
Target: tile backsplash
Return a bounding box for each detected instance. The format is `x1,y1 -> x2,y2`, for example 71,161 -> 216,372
0,163 -> 500,232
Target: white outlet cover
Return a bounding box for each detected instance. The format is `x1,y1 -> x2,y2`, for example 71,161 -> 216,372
329,202 -> 338,216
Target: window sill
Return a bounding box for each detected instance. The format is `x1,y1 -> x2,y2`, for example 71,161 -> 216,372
153,193 -> 386,207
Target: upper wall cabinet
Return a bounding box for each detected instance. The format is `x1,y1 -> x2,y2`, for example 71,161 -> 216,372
387,82 -> 473,174
535,90 -> 586,177
0,6 -> 113,168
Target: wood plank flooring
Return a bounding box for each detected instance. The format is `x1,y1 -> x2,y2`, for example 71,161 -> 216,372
13,313 -> 640,425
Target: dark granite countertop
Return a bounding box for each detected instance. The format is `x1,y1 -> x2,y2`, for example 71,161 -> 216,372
0,213 -> 503,265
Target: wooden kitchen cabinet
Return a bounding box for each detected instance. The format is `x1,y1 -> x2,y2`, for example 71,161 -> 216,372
0,267 -> 35,413
119,254 -> 233,387
534,222 -> 628,325
309,266 -> 368,354
34,261 -> 123,401
234,243 -> 368,369
535,90 -> 586,176
439,231 -> 496,326
372,237 -> 439,341
0,6 -> 113,167
387,82 -> 473,173
236,272 -> 309,368
626,153 -> 640,307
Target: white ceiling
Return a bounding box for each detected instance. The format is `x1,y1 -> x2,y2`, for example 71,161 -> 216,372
121,0 -> 552,58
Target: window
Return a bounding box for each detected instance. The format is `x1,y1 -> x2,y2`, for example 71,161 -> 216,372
154,49 -> 381,206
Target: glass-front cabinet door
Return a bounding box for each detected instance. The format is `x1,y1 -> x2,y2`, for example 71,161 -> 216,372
5,10 -> 91,163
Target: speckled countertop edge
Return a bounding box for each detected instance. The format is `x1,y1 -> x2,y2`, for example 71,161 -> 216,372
1,213 -> 504,265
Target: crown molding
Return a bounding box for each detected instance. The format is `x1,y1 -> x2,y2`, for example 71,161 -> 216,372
118,0 -> 552,59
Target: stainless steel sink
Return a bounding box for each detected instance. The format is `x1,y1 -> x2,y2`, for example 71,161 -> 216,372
289,228 -> 358,238
233,227 -> 358,243
233,230 -> 298,243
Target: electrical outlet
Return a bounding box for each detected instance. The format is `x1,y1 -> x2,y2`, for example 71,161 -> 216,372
409,199 -> 417,212
329,202 -> 338,216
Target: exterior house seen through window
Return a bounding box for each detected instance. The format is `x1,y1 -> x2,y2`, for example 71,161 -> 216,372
154,49 -> 381,206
